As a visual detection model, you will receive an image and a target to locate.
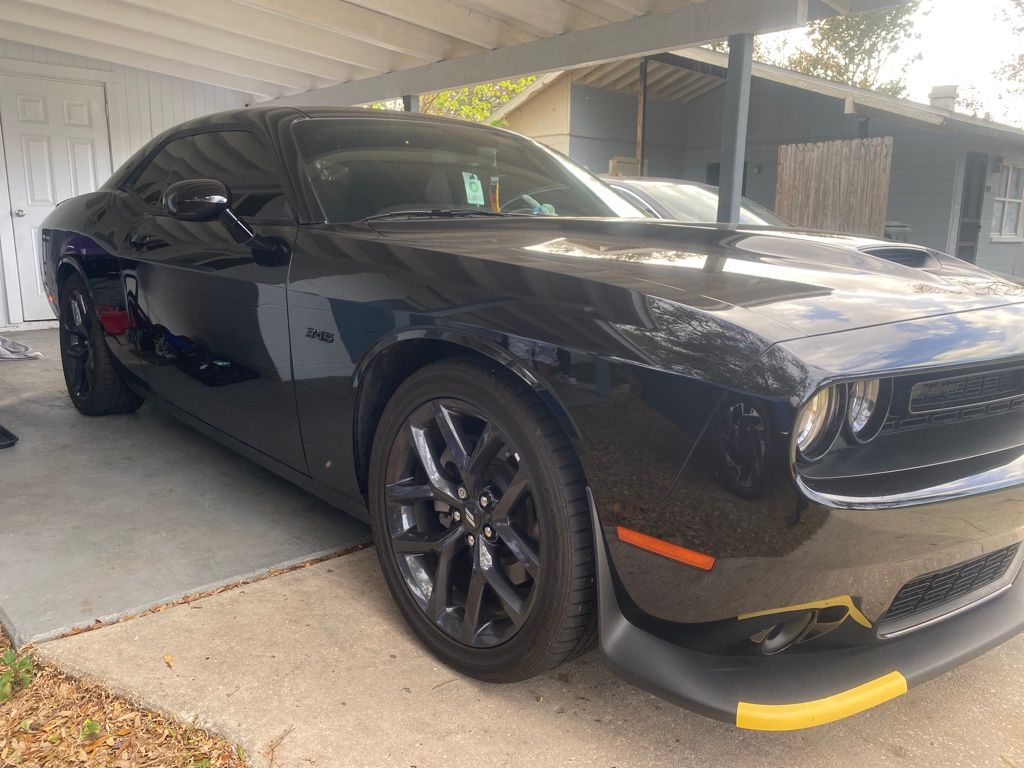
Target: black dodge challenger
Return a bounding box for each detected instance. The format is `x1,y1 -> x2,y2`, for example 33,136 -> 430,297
41,107 -> 1024,730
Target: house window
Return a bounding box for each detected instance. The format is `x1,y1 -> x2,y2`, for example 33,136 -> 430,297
992,164 -> 1024,240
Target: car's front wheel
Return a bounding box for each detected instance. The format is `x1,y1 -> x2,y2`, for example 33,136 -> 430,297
59,273 -> 143,416
368,358 -> 596,682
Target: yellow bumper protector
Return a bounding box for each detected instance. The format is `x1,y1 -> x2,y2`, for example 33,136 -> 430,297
737,595 -> 872,629
736,671 -> 908,731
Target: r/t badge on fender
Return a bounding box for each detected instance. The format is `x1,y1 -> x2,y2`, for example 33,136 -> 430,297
305,327 -> 335,344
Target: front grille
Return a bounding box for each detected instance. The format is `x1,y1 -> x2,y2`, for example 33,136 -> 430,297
883,395 -> 1024,433
883,543 -> 1020,625
909,368 -> 1024,413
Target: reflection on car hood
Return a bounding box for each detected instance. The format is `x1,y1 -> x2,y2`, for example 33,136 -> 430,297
370,217 -> 1024,338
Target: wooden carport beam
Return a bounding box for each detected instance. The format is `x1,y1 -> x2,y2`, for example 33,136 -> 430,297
817,0 -> 853,12
272,0 -> 823,106
601,0 -> 651,15
0,19 -> 285,98
270,0 -> 909,107
635,58 -> 649,175
647,52 -> 729,80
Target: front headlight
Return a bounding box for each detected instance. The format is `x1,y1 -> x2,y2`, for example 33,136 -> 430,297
845,378 -> 892,443
795,385 -> 844,461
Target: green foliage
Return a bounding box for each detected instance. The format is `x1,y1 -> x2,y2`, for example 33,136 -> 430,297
956,85 -> 991,119
367,77 -> 535,125
419,77 -> 537,125
80,718 -> 101,739
784,2 -> 922,96
1000,0 -> 1024,85
0,649 -> 33,703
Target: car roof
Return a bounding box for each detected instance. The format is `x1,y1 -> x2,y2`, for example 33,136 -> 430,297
161,104 -> 520,141
603,176 -> 716,191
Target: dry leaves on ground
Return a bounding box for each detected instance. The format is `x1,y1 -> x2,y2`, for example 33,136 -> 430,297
0,631 -> 247,767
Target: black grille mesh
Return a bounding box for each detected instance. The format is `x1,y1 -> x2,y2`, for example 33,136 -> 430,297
883,543 -> 1020,625
883,395 -> 1024,433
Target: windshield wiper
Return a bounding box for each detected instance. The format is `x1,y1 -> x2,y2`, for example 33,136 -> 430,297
358,208 -> 507,223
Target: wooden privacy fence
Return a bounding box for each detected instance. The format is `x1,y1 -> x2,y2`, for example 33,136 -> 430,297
775,136 -> 894,237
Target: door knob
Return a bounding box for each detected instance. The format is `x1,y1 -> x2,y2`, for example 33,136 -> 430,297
13,209 -> 25,217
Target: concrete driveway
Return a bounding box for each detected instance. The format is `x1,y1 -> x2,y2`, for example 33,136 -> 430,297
38,548 -> 1024,768
0,329 -> 368,646
6,328 -> 1024,767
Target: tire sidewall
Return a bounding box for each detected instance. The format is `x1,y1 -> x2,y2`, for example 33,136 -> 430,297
58,274 -> 98,411
368,361 -> 580,681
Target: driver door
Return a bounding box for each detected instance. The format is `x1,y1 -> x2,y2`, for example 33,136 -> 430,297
118,129 -> 306,471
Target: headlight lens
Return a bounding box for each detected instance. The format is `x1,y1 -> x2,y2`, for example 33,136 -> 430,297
845,377 -> 892,443
795,385 -> 843,460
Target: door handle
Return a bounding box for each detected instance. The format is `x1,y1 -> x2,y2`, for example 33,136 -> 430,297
127,232 -> 151,251
13,209 -> 25,217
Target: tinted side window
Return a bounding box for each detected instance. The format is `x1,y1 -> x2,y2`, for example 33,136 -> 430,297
129,131 -> 292,221
130,144 -> 177,210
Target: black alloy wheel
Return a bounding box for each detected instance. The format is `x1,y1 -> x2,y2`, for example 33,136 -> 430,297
716,398 -> 770,498
385,398 -> 540,648
61,286 -> 95,401
58,274 -> 143,416
369,358 -> 596,682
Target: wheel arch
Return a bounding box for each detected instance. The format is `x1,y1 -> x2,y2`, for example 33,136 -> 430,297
51,231 -> 110,299
55,255 -> 88,297
351,328 -> 584,498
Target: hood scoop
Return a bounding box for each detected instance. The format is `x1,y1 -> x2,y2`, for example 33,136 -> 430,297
860,246 -> 940,270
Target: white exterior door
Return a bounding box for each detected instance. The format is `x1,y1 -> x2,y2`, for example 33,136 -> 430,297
0,75 -> 111,320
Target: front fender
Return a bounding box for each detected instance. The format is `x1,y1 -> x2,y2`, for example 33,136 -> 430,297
354,324 -> 580,443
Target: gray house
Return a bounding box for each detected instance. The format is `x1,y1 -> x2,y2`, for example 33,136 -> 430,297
496,47 -> 1024,274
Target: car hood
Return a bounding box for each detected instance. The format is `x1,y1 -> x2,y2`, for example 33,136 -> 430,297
367,217 -> 1024,338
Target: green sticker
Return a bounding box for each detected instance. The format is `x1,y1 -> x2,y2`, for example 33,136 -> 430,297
462,171 -> 485,206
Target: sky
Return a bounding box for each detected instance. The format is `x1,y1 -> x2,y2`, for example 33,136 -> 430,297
761,0 -> 1024,127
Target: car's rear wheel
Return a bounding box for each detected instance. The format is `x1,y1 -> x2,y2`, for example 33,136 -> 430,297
59,274 -> 143,416
368,358 -> 596,682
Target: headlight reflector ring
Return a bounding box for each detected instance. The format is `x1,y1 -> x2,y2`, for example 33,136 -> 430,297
795,385 -> 844,461
845,377 -> 892,444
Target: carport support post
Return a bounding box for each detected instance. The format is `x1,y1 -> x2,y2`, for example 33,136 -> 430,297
717,33 -> 754,224
636,58 -> 649,175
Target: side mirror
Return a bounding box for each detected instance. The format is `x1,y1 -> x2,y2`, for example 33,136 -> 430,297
162,179 -> 230,221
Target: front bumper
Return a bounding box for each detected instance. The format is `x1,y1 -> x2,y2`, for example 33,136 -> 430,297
591,492 -> 1024,730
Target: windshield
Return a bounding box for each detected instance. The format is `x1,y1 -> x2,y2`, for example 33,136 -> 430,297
293,117 -> 643,223
625,180 -> 788,226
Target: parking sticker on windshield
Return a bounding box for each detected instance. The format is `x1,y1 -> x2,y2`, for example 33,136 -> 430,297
462,172 -> 485,206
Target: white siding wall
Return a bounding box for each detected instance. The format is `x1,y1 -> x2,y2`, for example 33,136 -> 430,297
503,77 -> 571,156
0,38 -> 249,163
0,39 -> 248,327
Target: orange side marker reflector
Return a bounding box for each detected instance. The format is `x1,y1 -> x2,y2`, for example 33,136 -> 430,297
616,526 -> 715,571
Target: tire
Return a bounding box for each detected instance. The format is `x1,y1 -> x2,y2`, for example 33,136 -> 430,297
58,274 -> 143,416
368,357 -> 596,682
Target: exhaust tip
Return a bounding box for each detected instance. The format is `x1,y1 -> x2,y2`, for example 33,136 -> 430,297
760,610 -> 816,655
